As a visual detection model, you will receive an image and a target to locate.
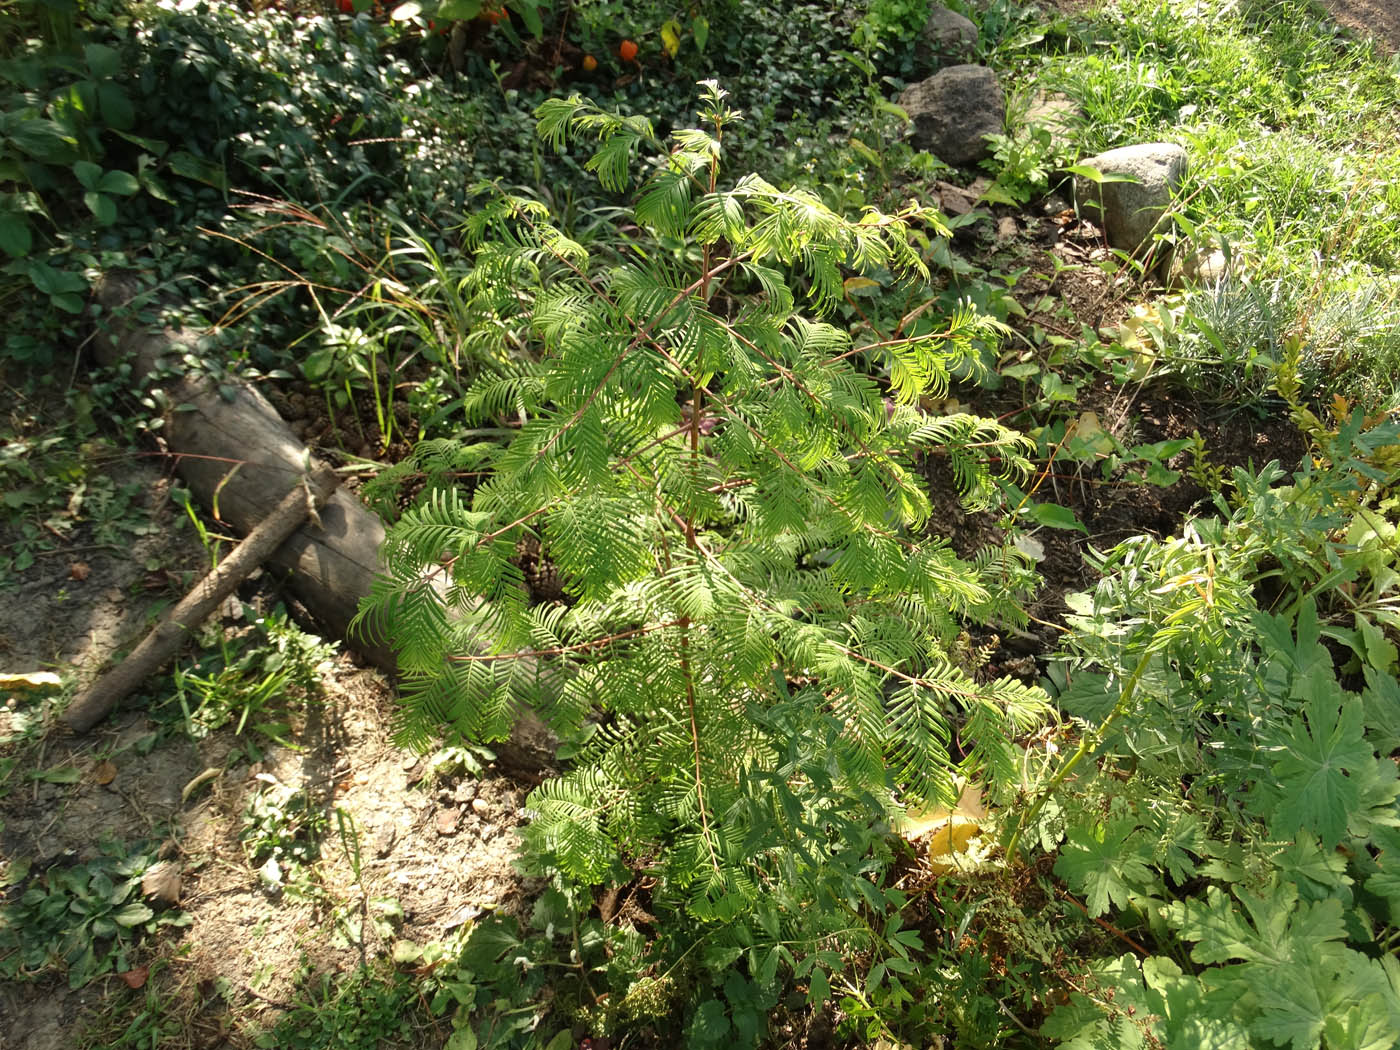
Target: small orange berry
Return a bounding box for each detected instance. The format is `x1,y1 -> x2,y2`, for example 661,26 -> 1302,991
480,4 -> 505,23
618,38 -> 638,62
582,54 -> 598,72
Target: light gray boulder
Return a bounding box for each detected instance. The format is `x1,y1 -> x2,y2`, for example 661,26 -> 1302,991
899,65 -> 1005,167
1074,143 -> 1188,253
915,6 -> 978,73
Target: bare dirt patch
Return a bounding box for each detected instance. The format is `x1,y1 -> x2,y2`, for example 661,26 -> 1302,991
0,468 -> 535,1050
0,462 -> 207,677
2,644 -> 535,1050
1321,0 -> 1400,53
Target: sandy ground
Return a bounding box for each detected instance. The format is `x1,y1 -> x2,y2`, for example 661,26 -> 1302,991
1323,0 -> 1400,53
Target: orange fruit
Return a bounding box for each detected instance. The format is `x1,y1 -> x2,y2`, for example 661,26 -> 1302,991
481,4 -> 505,22
618,38 -> 638,62
582,54 -> 598,72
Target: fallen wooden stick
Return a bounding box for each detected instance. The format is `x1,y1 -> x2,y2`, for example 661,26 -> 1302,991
63,467 -> 339,734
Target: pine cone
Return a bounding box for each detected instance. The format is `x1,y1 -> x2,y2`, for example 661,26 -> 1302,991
514,535 -> 567,605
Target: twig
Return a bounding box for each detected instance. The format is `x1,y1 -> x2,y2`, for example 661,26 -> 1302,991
1056,887 -> 1152,956
63,468 -> 338,734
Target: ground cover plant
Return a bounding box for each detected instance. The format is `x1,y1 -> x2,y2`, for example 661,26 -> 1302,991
1,0 -> 1400,1047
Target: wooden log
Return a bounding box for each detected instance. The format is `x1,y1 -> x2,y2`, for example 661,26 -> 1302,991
88,274 -> 557,774
64,468 -> 339,733
91,273 -> 396,670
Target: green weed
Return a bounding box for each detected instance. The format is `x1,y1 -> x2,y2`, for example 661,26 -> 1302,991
0,842 -> 190,988
162,604 -> 335,765
254,959 -> 422,1050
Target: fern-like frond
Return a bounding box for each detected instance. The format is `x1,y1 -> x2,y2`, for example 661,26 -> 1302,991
362,85 -> 1056,933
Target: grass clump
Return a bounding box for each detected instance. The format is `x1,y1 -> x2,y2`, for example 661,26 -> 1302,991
1036,0 -> 1400,404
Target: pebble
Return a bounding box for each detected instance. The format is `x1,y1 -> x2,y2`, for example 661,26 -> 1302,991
435,807 -> 461,837
471,797 -> 490,816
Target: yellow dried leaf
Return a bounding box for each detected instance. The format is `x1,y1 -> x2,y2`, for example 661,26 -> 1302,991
1064,411 -> 1115,456
1106,301 -> 1169,380
0,672 -> 62,693
898,781 -> 986,873
919,395 -> 965,416
660,19 -> 681,58
898,780 -> 985,837
926,815 -> 982,873
1065,410 -> 1103,439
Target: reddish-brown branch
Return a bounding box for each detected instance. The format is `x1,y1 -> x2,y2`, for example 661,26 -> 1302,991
1056,888 -> 1152,957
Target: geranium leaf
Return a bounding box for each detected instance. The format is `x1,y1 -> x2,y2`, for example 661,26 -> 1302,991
1054,817 -> 1155,916
1267,685 -> 1372,849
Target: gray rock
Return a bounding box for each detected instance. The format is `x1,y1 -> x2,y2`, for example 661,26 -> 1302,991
900,65 -> 1005,167
1171,247 -> 1230,288
1074,143 -> 1187,253
1023,91 -> 1079,155
935,180 -> 977,216
935,177 -> 992,216
915,6 -> 978,73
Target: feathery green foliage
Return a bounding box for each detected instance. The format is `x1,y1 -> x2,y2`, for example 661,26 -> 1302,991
357,82 -> 1047,919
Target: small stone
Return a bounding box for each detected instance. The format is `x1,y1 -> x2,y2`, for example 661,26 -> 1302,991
935,180 -> 977,216
372,826 -> 398,859
1174,247 -> 1229,286
453,781 -> 477,805
258,856 -> 284,895
471,797 -> 490,816
997,216 -> 1019,241
435,807 -> 461,837
1040,191 -> 1072,217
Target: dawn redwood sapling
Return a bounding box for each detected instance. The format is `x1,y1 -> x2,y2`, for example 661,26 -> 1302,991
357,81 -> 1049,918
